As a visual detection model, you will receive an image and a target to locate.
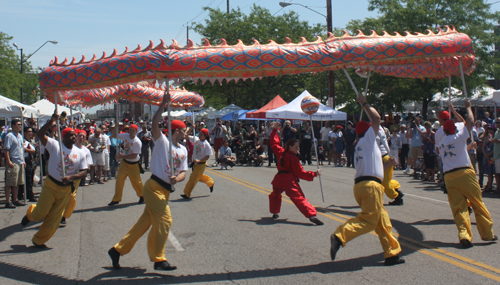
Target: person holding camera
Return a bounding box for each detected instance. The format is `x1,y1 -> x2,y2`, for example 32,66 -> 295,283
281,120 -> 297,147
138,123 -> 152,170
211,117 -> 227,164
405,115 -> 425,175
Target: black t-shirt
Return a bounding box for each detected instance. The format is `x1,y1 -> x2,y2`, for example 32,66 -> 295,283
283,126 -> 296,143
344,128 -> 357,145
301,128 -> 313,142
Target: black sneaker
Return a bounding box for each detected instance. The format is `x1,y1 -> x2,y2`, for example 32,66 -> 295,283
108,247 -> 121,269
60,217 -> 66,225
138,197 -> 144,204
330,234 -> 341,261
5,203 -> 16,209
210,184 -> 214,193
384,255 -> 405,266
154,261 -> 177,271
12,201 -> 25,206
309,216 -> 324,225
482,235 -> 498,242
272,213 -> 279,219
180,194 -> 191,200
389,190 -> 404,206
460,239 -> 473,248
108,201 -> 119,206
21,215 -> 30,227
32,242 -> 48,249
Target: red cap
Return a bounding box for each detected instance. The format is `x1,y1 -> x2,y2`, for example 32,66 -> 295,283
336,125 -> 343,129
355,121 -> 371,135
200,128 -> 209,136
443,120 -> 456,134
130,124 -> 138,131
439,111 -> 450,120
78,129 -> 87,136
170,120 -> 186,131
62,127 -> 74,138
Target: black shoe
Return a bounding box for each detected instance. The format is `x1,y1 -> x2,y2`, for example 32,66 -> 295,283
108,201 -> 119,206
12,201 -> 25,206
5,203 -> 16,209
154,261 -> 177,271
32,242 -> 48,249
138,197 -> 144,204
180,194 -> 191,200
272,213 -> 279,219
460,239 -> 473,248
28,198 -> 37,202
468,207 -> 473,214
309,216 -> 324,225
21,215 -> 30,227
482,235 -> 498,242
384,255 -> 405,266
210,184 -> 214,193
60,217 -> 66,225
388,190 -> 404,206
108,247 -> 121,269
330,234 -> 341,261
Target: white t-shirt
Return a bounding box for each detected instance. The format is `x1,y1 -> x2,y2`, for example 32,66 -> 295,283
438,123 -> 471,172
150,134 -> 188,184
118,133 -> 141,162
354,127 -> 384,180
376,126 -> 389,156
320,127 -> 330,141
76,144 -> 93,166
23,140 -> 34,158
189,136 -> 213,161
103,134 -> 111,153
329,131 -> 341,142
45,137 -> 88,182
435,123 -> 465,147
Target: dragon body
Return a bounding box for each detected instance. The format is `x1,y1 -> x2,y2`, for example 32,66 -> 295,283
39,26 -> 475,94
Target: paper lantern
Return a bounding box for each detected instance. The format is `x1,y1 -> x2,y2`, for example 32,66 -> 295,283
301,95 -> 320,115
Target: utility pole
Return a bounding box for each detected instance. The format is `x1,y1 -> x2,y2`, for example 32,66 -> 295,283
227,0 -> 229,13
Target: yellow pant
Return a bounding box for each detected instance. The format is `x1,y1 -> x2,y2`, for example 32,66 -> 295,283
63,179 -> 82,219
26,178 -> 72,245
334,180 -> 401,259
114,178 -> 172,262
444,168 -> 495,242
112,161 -> 143,202
183,163 -> 214,198
382,155 -> 401,199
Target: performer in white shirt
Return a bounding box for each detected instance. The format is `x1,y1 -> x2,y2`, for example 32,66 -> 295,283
330,91 -> 404,266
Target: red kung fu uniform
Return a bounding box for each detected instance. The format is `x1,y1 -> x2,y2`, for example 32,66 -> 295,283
269,129 -> 318,217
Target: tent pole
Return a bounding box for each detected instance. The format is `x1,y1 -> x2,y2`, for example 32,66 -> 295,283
310,115 -> 324,202
53,92 -> 66,178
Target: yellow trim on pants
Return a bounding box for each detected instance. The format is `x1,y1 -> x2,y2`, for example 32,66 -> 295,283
114,178 -> 172,262
382,155 -> 401,199
112,161 -> 143,202
63,179 -> 81,219
444,168 -> 495,242
183,162 -> 214,198
26,178 -> 72,245
334,180 -> 401,259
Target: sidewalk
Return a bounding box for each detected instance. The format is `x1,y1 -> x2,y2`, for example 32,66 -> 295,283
0,166 -> 43,206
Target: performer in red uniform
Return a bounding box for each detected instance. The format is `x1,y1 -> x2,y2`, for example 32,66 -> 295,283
269,122 -> 323,225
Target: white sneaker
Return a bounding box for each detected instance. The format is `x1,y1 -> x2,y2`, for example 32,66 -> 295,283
403,168 -> 410,174
221,165 -> 224,170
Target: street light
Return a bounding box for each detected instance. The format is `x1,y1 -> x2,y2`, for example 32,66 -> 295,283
279,1 -> 335,108
13,40 -> 58,104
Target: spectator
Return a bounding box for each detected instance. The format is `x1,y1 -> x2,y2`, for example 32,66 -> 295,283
88,128 -> 106,184
477,126 -> 486,188
421,121 -> 436,182
405,115 -> 425,175
331,125 -> 344,167
21,127 -> 37,202
266,121 -> 277,167
138,123 -> 152,170
219,139 -> 235,169
4,119 -> 25,208
388,127 -> 402,169
281,120 -> 297,146
492,117 -> 500,191
211,117 -> 227,166
320,122 -> 330,162
344,122 -> 356,167
300,122 -> 313,165
482,124 -> 496,191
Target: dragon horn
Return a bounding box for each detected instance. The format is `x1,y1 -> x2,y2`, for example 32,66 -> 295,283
78,55 -> 86,64
99,51 -> 106,60
121,47 -> 129,55
154,39 -> 166,50
70,57 -> 76,65
186,39 -> 194,49
110,49 -> 117,57
202,39 -> 211,47
145,40 -> 154,51
132,44 -> 142,52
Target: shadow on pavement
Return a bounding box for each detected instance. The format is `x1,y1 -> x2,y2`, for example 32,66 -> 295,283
0,244 -> 51,254
170,195 -> 210,202
73,202 -> 138,214
238,217 -> 313,226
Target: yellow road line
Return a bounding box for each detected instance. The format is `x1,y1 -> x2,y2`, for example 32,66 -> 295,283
206,168 -> 500,282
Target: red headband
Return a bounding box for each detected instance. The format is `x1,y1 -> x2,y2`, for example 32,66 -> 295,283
129,124 -> 138,131
62,127 -> 74,138
200,128 -> 209,136
355,121 -> 371,135
171,120 -> 186,131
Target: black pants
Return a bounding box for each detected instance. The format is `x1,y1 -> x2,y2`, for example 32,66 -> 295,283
346,144 -> 355,167
140,147 -> 149,168
301,140 -> 312,164
477,151 -> 484,186
268,145 -> 277,164
110,147 -> 118,177
400,144 -> 409,169
18,165 -> 35,200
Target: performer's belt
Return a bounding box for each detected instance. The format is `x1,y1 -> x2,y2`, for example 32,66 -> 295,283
49,175 -> 76,193
445,166 -> 470,175
151,175 -> 173,192
382,153 -> 389,158
278,170 -> 291,174
355,176 -> 382,185
122,159 -> 145,174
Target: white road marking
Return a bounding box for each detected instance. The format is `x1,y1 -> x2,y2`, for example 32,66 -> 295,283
168,231 -> 185,251
404,193 -> 449,204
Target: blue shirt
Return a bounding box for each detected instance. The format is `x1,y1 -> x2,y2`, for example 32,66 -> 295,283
107,132 -> 122,147
4,132 -> 24,164
410,125 -> 426,147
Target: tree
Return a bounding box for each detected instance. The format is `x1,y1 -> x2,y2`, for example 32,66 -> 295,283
343,0 -> 500,120
185,5 -> 326,109
0,31 -> 39,104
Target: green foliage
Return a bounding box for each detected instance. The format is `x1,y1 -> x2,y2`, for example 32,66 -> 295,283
185,5 -> 326,109
344,0 -> 500,119
0,31 -> 39,104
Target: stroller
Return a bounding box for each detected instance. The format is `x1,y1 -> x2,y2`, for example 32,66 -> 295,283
413,156 -> 425,180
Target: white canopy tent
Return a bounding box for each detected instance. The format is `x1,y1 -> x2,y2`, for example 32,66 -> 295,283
32,99 -> 84,124
162,110 -> 187,117
266,90 -> 347,121
0,95 -> 41,119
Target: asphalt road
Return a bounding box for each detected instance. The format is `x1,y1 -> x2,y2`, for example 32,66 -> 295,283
1,159 -> 500,284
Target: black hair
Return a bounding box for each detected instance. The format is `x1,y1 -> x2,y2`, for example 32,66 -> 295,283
11,119 -> 21,127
